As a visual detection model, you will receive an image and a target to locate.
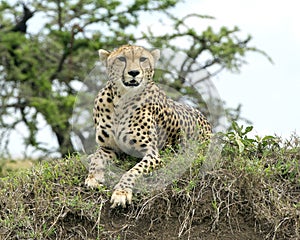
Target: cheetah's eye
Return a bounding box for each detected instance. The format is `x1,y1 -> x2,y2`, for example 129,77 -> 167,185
118,56 -> 126,62
140,57 -> 147,62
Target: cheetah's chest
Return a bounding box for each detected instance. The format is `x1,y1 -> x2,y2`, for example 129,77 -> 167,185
112,96 -> 152,157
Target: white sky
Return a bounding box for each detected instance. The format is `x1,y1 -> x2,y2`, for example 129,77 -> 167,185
180,0 -> 300,138
4,0 -> 300,157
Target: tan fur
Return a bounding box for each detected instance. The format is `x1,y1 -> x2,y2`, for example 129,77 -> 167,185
85,45 -> 212,208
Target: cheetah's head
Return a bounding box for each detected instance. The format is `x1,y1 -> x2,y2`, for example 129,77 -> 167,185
98,45 -> 160,89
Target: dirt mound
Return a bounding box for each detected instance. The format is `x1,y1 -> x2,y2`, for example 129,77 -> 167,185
0,133 -> 299,239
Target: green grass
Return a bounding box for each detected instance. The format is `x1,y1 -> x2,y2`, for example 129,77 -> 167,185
0,124 -> 299,239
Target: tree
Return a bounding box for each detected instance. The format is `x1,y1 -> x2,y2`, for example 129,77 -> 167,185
0,0 -> 180,157
0,0 -> 270,158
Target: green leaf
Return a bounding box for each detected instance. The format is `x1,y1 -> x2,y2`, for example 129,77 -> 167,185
262,135 -> 276,141
244,126 -> 254,135
235,132 -> 245,153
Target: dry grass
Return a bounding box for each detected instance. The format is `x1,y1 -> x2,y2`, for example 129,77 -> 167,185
0,132 -> 299,239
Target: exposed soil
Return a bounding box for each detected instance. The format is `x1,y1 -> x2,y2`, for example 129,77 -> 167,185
97,201 -> 264,240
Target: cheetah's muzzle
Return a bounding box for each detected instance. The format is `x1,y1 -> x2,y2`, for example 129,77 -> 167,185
123,79 -> 140,87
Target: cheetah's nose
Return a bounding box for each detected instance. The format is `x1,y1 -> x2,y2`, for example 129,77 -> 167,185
128,70 -> 140,77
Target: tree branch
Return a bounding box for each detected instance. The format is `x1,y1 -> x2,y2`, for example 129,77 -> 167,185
12,2 -> 35,33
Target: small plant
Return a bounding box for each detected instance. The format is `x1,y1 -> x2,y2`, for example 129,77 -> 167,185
224,121 -> 280,157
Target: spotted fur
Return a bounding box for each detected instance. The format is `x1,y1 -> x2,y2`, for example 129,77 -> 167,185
85,45 -> 212,208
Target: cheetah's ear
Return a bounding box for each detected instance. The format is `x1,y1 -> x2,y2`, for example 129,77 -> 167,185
98,49 -> 110,63
151,49 -> 160,63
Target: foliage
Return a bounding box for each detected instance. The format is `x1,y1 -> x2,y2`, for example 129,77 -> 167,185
0,0 -> 180,157
0,126 -> 299,239
0,0 -> 270,157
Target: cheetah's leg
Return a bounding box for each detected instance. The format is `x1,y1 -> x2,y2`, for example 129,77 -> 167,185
110,145 -> 161,208
85,147 -> 117,188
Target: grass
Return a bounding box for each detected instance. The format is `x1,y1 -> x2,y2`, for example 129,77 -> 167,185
0,124 -> 299,239
0,159 -> 34,177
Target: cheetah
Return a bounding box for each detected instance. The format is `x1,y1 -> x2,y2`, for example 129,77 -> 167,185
85,45 -> 212,208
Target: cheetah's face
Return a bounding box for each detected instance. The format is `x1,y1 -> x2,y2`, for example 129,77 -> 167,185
98,45 -> 160,88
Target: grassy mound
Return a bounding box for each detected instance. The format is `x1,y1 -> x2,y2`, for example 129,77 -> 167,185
0,126 -> 299,239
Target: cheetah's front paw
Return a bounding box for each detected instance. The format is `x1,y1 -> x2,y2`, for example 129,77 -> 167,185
110,188 -> 132,208
85,175 -> 103,188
